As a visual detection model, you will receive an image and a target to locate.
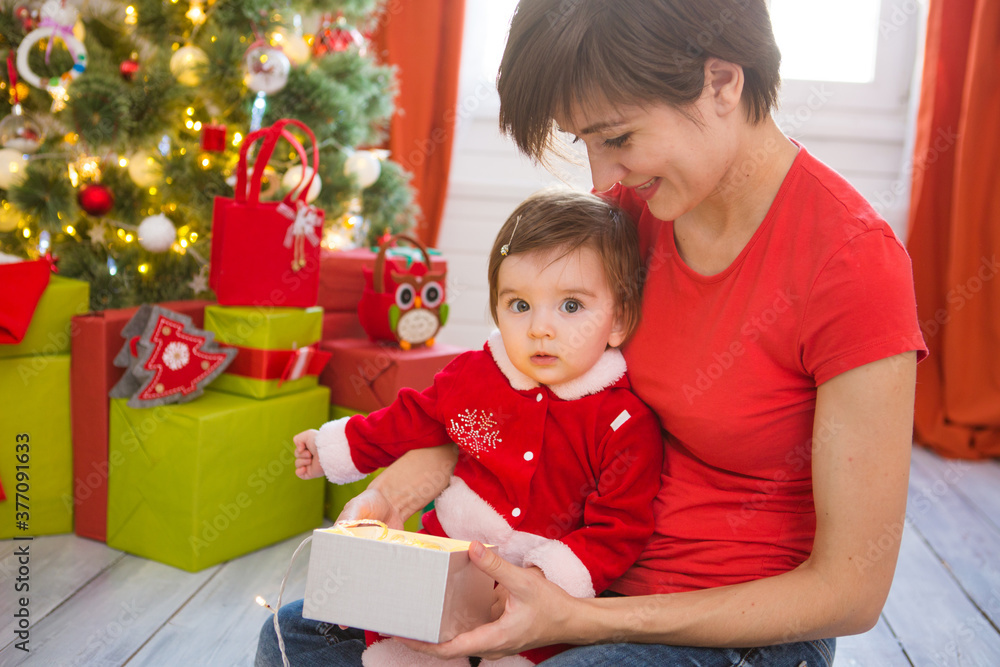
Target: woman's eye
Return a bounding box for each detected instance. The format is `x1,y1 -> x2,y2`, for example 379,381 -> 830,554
561,299 -> 582,314
510,299 -> 530,313
603,133 -> 631,149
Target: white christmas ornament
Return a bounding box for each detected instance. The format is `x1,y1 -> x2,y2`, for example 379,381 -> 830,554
170,45 -> 209,87
138,214 -> 177,252
127,151 -> 161,188
0,149 -> 29,189
272,28 -> 310,66
344,150 -> 381,189
244,44 -> 291,94
16,1 -> 88,93
282,165 -> 321,203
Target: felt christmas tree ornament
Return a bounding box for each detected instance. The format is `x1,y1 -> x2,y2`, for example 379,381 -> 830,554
109,304 -> 236,408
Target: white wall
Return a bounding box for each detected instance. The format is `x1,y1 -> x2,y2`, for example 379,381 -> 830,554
433,2 -> 924,351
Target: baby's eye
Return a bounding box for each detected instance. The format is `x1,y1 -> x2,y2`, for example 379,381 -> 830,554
561,299 -> 582,314
509,299 -> 530,313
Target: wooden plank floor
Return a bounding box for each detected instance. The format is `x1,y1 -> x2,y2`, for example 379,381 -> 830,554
2,445 -> 999,667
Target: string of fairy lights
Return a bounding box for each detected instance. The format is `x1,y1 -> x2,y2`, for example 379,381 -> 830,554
0,0 -> 389,284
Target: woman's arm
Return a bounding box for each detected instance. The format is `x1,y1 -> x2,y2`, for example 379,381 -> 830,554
400,352 -> 916,657
337,445 -> 458,529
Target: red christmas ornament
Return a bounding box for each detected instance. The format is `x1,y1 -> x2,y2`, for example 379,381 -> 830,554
78,183 -> 114,216
15,6 -> 37,31
312,13 -> 366,57
201,123 -> 227,152
120,57 -> 140,81
109,305 -> 238,408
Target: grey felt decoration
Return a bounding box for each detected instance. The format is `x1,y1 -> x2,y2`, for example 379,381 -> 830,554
109,304 -> 237,408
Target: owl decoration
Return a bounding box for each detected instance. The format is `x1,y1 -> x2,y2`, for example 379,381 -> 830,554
358,234 -> 449,349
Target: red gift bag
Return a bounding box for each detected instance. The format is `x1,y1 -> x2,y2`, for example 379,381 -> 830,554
210,119 -> 325,307
357,234 -> 449,349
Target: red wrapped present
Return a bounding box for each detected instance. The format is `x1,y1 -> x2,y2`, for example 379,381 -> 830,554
210,118 -> 324,308
70,300 -> 212,542
318,339 -> 465,413
323,310 -> 366,341
318,247 -> 447,312
201,123 -> 227,152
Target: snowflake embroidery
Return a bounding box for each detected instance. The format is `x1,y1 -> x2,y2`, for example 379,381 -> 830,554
162,341 -> 191,371
448,409 -> 502,458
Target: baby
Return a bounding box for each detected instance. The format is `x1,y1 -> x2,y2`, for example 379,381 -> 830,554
294,189 -> 663,667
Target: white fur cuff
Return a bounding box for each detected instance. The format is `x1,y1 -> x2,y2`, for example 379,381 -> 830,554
362,639 -> 470,667
316,417 -> 366,484
523,540 -> 596,599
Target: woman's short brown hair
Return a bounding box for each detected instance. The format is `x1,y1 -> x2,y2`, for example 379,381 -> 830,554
487,189 -> 643,342
498,0 -> 782,160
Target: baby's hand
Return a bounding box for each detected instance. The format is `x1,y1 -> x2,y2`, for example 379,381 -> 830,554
293,429 -> 324,480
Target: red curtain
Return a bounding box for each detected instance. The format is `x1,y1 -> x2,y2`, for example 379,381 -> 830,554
373,0 -> 466,246
907,0 -> 1000,459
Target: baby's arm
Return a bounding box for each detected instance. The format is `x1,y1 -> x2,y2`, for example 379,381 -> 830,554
294,429 -> 324,480
311,353 -> 472,485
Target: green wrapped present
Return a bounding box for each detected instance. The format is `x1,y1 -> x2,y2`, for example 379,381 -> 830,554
204,305 -> 327,400
107,386 -> 329,572
0,355 -> 73,538
323,405 -> 421,532
0,275 -> 90,359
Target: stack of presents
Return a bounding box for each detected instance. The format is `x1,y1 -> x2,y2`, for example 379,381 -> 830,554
0,119 -> 464,573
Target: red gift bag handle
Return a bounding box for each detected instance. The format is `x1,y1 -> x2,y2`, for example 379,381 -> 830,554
234,126 -> 306,205
235,118 -> 319,206
373,234 -> 436,294
254,118 -> 318,205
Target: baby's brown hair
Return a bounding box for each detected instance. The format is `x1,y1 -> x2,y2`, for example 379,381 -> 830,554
487,189 -> 643,342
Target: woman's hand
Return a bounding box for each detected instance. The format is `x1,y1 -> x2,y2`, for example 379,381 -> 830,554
396,542 -> 582,660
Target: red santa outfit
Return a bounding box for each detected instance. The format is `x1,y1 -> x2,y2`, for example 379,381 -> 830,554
315,330 -> 663,667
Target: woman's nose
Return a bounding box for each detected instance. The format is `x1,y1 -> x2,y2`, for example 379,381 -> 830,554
589,151 -> 627,193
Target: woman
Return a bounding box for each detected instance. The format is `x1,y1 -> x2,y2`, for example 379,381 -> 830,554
256,1 -> 925,665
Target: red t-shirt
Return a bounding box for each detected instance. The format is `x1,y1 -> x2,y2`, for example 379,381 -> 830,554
609,144 -> 927,595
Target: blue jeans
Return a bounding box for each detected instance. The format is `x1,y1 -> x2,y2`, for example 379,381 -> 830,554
255,599 -> 836,667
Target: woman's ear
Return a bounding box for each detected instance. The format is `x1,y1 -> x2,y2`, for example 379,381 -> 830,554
703,57 -> 744,117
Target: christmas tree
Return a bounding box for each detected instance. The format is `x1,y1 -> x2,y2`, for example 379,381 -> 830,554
0,0 -> 417,310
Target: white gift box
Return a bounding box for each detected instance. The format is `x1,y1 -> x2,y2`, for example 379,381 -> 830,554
303,523 -> 497,643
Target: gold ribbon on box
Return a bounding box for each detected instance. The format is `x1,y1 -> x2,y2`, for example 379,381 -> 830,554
330,520 -> 445,551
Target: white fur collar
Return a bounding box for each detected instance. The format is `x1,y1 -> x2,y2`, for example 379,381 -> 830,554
486,329 -> 627,401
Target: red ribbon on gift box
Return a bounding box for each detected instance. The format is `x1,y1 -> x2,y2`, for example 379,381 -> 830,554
0,258 -> 53,345
224,343 -> 331,386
